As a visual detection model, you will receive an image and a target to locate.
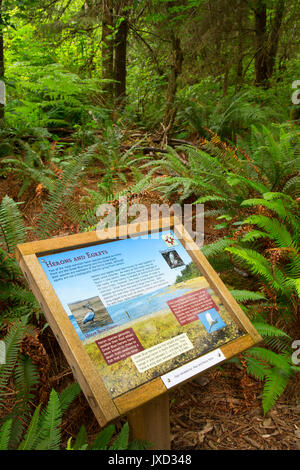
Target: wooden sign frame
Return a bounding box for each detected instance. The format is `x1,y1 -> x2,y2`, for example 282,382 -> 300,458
16,217 -> 261,429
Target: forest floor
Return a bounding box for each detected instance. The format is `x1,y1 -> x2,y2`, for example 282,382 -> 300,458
38,327 -> 300,451
27,323 -> 299,451
1,159 -> 300,451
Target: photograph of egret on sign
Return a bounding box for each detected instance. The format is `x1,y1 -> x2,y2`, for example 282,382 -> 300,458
38,230 -> 245,398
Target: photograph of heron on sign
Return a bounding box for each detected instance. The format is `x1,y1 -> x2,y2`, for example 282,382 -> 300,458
68,296 -> 112,334
37,230 -> 246,398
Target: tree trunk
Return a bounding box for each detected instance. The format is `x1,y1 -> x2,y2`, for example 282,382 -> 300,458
254,0 -> 285,88
0,0 -> 4,122
102,0 -> 114,101
266,0 -> 285,79
236,0 -> 245,90
254,2 -> 268,86
163,35 -> 183,136
114,15 -> 128,104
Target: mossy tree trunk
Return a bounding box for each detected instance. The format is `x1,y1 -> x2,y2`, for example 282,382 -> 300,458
114,14 -> 128,105
254,1 -> 268,86
102,0 -> 114,102
163,34 -> 183,136
254,0 -> 285,88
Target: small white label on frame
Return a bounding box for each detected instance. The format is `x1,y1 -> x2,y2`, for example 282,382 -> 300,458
161,348 -> 225,389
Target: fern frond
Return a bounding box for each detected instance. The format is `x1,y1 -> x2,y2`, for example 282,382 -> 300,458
226,247 -> 286,293
58,382 -> 81,414
0,419 -> 13,450
252,322 -> 290,339
226,174 -> 269,196
241,230 -> 269,242
194,195 -> 227,204
0,196 -> 27,253
109,422 -> 129,450
229,290 -> 266,303
18,405 -> 41,450
34,146 -> 96,239
247,347 -> 291,373
0,317 -> 28,406
72,425 -> 87,450
88,424 -> 115,450
262,367 -> 291,414
243,215 -> 296,248
202,238 -> 232,258
15,355 -> 39,398
245,356 -> 268,381
241,198 -> 287,219
34,389 -> 62,450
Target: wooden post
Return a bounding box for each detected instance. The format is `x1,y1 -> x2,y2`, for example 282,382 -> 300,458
128,393 -> 170,450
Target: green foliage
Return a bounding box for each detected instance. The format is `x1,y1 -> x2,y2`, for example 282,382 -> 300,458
0,319 -> 82,451
9,355 -> 40,448
109,422 -> 129,450
238,124 -> 300,196
0,419 -> 13,451
245,344 -> 294,414
0,385 -> 81,450
137,125 -> 299,214
229,290 -> 266,303
225,193 -> 299,304
87,126 -> 143,199
0,316 -> 28,407
203,190 -> 299,413
35,389 -> 63,450
0,317 -> 40,447
0,320 -> 148,450
67,421 -> 149,451
177,88 -> 281,139
0,195 -> 27,253
34,144 -> 97,239
0,196 -> 40,326
126,56 -> 167,128
6,62 -> 109,130
1,142 -> 57,197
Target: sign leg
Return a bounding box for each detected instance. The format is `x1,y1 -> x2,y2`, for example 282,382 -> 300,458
127,393 -> 170,450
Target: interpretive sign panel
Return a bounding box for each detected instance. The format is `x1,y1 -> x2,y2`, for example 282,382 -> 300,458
16,218 -> 261,426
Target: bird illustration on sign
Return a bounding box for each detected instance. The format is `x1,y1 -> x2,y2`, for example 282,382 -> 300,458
83,302 -> 95,325
205,312 -> 218,332
198,308 -> 226,334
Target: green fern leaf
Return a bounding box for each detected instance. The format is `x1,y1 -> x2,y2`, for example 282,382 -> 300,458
34,389 -> 62,450
18,405 -> 41,450
202,238 -> 232,258
0,419 -> 13,450
58,382 -> 81,414
241,198 -> 287,219
0,317 -> 28,406
262,367 -> 290,414
245,356 -> 268,381
247,347 -> 291,373
109,422 -> 129,450
243,215 -> 295,248
72,425 -> 87,450
88,424 -> 115,450
229,290 -> 266,303
0,196 -> 27,253
252,322 -> 290,339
